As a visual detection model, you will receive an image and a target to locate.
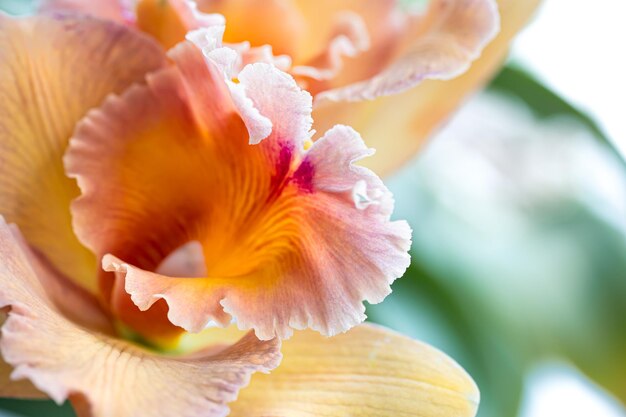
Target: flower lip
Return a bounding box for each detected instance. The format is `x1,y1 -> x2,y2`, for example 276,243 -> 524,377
65,29 -> 412,341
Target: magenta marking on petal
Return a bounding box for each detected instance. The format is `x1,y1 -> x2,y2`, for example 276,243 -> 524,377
292,159 -> 315,193
270,142 -> 294,191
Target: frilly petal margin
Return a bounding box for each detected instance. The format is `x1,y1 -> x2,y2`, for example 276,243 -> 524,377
65,36 -> 411,341
315,0 -> 500,103
231,324 -> 480,417
311,0 -> 541,176
0,217 -> 281,417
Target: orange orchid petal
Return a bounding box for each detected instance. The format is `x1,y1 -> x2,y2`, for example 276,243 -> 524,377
291,10 -> 371,83
65,33 -> 411,341
38,0 -> 133,24
290,0 -> 407,92
311,0 -> 541,176
136,0 -> 225,49
0,217 -> 281,417
0,14 -> 166,293
231,324 -> 479,417
196,0 -> 307,58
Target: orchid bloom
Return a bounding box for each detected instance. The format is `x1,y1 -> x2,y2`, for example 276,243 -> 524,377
0,6 -> 480,417
39,0 -> 542,176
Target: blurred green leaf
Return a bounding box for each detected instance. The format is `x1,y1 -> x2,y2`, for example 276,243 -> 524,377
489,65 -> 625,165
0,399 -> 74,417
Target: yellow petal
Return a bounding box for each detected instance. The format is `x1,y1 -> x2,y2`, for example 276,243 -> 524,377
0,14 -> 166,293
312,0 -> 542,176
0,217 -> 282,417
231,323 -> 479,417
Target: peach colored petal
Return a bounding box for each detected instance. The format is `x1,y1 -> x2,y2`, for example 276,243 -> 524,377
0,14 -> 166,293
289,0 -> 405,95
0,217 -> 281,417
231,323 -> 479,417
291,11 -> 370,82
198,0 -> 401,77
311,0 -> 541,176
185,26 -> 307,144
66,36 -> 410,341
136,0 -> 225,49
38,0 -> 134,24
196,0 -> 307,58
10,235 -> 113,336
316,0 -> 500,102
0,323 -> 45,399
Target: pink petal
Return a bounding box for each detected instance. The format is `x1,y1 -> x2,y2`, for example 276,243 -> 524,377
39,0 -> 134,24
66,38 -> 410,341
186,26 -> 312,145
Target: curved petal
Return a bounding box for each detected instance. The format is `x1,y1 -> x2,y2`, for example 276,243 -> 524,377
0,217 -> 281,417
291,10 -> 370,82
230,323 -> 479,417
0,14 -> 167,293
316,0 -> 500,102
66,37 -> 410,341
311,0 -> 541,176
290,0 -> 409,94
38,0 -> 133,24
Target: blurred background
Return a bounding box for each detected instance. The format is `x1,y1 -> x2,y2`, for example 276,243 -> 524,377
0,0 -> 624,416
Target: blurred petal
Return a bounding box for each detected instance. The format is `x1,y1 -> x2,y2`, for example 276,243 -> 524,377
0,14 -> 166,292
136,0 -> 225,49
316,0 -> 499,101
290,10 -> 370,82
0,217 -> 281,417
312,0 -> 541,176
66,37 -> 410,341
230,323 -> 479,417
290,0 -> 409,94
38,0 -> 133,24
196,0 -> 307,58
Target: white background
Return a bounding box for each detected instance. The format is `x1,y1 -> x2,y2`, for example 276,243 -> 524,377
512,1 -> 626,416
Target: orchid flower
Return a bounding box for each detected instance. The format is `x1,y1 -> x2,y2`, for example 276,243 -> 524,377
39,0 -> 541,176
0,7 -> 480,417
